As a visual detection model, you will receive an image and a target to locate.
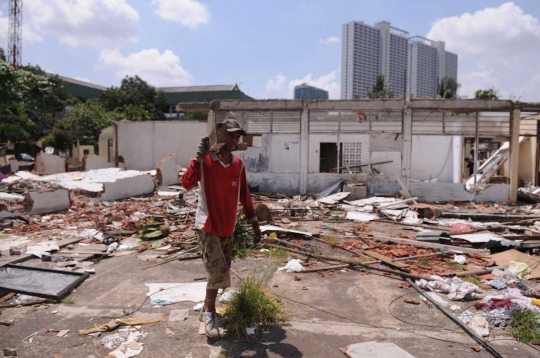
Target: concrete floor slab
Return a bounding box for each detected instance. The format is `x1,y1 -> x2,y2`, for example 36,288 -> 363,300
0,253 -> 538,358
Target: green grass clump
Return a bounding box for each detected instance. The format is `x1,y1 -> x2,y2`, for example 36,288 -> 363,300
225,275 -> 284,338
444,262 -> 463,271
264,247 -> 288,264
325,235 -> 339,248
510,310 -> 540,343
233,214 -> 254,258
61,298 -> 75,305
420,259 -> 431,266
463,275 -> 482,286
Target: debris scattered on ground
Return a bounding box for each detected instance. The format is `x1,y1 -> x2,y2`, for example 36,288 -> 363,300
2,166 -> 540,355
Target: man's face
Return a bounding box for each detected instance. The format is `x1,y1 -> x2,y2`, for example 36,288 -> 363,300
224,131 -> 242,152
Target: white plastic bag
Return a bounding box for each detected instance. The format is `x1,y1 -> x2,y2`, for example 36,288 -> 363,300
453,255 -> 466,265
278,259 -> 305,273
218,290 -> 239,303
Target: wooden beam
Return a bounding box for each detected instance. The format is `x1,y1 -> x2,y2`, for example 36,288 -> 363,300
372,236 -> 490,255
363,251 -> 410,269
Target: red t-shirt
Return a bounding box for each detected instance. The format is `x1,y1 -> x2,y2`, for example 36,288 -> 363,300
182,154 -> 256,237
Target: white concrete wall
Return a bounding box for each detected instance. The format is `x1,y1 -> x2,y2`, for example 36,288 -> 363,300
117,121 -> 207,170
411,135 -> 454,182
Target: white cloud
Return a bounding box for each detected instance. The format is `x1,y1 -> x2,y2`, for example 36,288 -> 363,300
318,36 -> 339,45
265,70 -> 340,99
21,0 -> 139,49
152,0 -> 209,28
266,73 -> 286,92
0,10 -> 42,50
99,48 -> 193,87
427,2 -> 540,100
288,71 -> 340,99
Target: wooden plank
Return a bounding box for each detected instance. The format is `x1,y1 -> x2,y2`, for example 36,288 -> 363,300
395,174 -> 412,199
364,251 -> 410,269
373,236 -> 490,255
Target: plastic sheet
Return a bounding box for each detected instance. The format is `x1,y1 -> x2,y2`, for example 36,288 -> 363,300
278,259 -> 305,273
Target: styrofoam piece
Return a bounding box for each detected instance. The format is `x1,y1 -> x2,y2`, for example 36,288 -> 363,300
318,192 -> 351,205
145,282 -> 206,303
260,225 -> 312,237
451,232 -> 504,243
345,211 -> 378,222
344,341 -> 415,358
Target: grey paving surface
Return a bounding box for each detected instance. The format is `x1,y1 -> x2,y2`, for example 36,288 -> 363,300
0,252 -> 538,358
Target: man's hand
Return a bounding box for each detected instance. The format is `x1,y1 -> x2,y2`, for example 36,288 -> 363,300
196,136 -> 211,162
251,221 -> 261,244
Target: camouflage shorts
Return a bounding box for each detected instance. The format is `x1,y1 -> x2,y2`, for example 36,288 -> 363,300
196,230 -> 233,289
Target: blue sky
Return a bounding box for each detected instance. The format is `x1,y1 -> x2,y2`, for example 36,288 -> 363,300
1,0 -> 539,100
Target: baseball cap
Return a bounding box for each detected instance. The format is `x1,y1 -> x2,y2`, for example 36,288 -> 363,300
222,118 -> 247,136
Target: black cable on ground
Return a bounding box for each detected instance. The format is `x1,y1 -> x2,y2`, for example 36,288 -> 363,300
276,293 -> 478,347
101,284 -> 190,319
406,278 -> 504,358
388,292 -> 464,333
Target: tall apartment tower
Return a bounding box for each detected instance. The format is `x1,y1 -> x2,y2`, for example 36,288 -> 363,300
407,37 -> 458,98
294,83 -> 329,100
341,20 -> 458,99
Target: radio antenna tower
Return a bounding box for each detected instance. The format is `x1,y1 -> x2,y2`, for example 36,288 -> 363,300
8,0 -> 23,69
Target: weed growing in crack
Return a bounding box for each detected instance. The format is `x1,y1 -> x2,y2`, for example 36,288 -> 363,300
510,310 -> 540,343
224,275 -> 284,338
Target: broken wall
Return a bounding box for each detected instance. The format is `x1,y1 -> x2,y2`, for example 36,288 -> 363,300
98,125 -> 114,163
85,154 -> 112,170
35,153 -> 66,175
155,153 -> 178,186
117,121 -> 207,170
410,182 -> 510,203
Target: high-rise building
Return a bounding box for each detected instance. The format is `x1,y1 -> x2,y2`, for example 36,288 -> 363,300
294,83 -> 329,100
341,20 -> 458,99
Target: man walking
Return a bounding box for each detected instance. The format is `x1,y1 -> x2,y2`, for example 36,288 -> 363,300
182,117 -> 261,339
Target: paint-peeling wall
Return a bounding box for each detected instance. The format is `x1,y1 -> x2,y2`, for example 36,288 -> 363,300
117,121 -> 207,170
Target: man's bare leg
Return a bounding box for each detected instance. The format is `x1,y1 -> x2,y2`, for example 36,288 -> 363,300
203,288 -> 218,312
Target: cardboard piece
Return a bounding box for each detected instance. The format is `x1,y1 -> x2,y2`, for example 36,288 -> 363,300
485,249 -> 540,279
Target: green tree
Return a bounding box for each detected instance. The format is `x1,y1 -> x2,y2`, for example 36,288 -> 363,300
181,110 -> 208,120
0,50 -> 75,143
100,75 -> 168,121
43,100 -> 119,151
474,88 -> 499,100
366,74 -> 394,99
436,77 -> 459,99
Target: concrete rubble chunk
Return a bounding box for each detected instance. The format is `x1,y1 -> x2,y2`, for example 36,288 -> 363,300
23,190 -> 71,215
2,348 -> 17,357
35,153 -> 66,175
